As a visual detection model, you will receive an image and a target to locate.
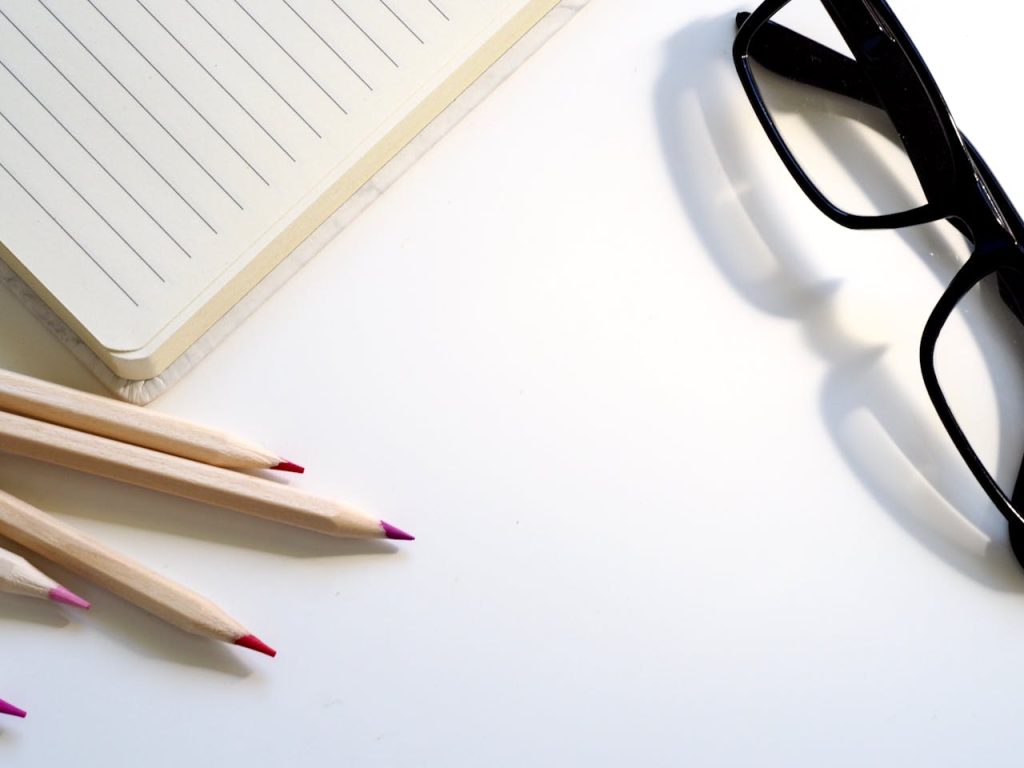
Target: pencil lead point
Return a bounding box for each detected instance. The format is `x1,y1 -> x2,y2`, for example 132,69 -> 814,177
271,460 -> 305,474
0,699 -> 26,718
48,586 -> 91,610
380,521 -> 415,541
234,634 -> 277,657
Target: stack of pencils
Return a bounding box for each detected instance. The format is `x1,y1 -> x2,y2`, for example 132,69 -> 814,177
0,369 -> 414,719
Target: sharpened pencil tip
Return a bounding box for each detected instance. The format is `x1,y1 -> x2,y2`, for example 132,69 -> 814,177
234,634 -> 277,657
48,586 -> 91,610
271,460 -> 305,474
0,699 -> 26,718
380,521 -> 415,541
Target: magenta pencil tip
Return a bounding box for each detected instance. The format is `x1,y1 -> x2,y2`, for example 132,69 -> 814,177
48,586 -> 91,610
0,699 -> 26,718
380,521 -> 415,541
234,634 -> 277,658
271,460 -> 305,474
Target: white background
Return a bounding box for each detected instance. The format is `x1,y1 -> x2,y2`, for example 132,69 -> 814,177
2,0 -> 1023,764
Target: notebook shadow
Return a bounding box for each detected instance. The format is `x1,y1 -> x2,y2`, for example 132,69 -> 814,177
653,15 -> 1023,590
0,278 -> 107,394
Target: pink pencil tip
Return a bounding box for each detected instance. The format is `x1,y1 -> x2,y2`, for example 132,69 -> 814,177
234,634 -> 277,658
0,699 -> 26,718
48,586 -> 91,610
380,521 -> 415,541
271,460 -> 305,474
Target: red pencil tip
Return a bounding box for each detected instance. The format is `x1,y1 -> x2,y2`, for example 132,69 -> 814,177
234,634 -> 277,658
271,460 -> 305,474
0,699 -> 26,718
380,521 -> 415,541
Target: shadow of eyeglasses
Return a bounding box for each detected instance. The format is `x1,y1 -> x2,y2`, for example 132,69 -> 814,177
653,13 -> 1024,590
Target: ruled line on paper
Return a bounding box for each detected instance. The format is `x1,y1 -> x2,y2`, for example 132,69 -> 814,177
36,0 -> 245,211
280,0 -> 372,91
182,0 -> 322,139
135,0 -> 296,164
84,0 -> 270,188
0,107 -> 164,282
377,1 -> 424,45
0,57 -> 193,259
329,0 -> 399,68
427,0 -> 450,22
0,6 -> 217,233
0,159 -> 138,306
233,0 -> 349,115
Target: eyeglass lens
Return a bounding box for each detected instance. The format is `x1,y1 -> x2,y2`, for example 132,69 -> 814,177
746,0 -> 929,217
933,270 -> 1024,509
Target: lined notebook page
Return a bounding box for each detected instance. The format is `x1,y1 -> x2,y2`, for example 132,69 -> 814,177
0,0 -> 543,364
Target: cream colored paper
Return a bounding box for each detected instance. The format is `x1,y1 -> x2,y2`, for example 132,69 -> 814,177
0,0 -> 566,383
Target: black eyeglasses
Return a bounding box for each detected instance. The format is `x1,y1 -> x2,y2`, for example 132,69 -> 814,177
733,0 -> 1024,567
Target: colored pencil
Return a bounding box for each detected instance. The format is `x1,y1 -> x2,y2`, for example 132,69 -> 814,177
0,489 -> 275,656
0,368 -> 302,472
0,410 -> 413,540
0,697 -> 26,718
0,545 -> 90,609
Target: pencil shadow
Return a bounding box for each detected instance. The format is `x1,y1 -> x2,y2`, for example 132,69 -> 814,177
80,587 -> 254,677
0,594 -> 71,629
0,531 -> 247,674
0,457 -> 398,559
0,457 -> 397,673
0,534 -> 72,628
654,15 -> 1023,590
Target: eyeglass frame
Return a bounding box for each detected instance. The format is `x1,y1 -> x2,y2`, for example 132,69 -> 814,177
732,0 -> 1024,564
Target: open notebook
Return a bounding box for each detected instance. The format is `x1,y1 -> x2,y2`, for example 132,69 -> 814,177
0,0 -> 578,392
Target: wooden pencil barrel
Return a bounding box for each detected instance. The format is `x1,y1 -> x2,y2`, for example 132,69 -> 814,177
0,489 -> 248,642
0,369 -> 279,469
0,410 -> 382,538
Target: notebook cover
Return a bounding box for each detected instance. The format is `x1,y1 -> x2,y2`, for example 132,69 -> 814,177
0,0 -> 590,404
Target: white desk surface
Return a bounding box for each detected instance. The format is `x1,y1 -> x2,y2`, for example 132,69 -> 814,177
2,0 -> 1022,764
